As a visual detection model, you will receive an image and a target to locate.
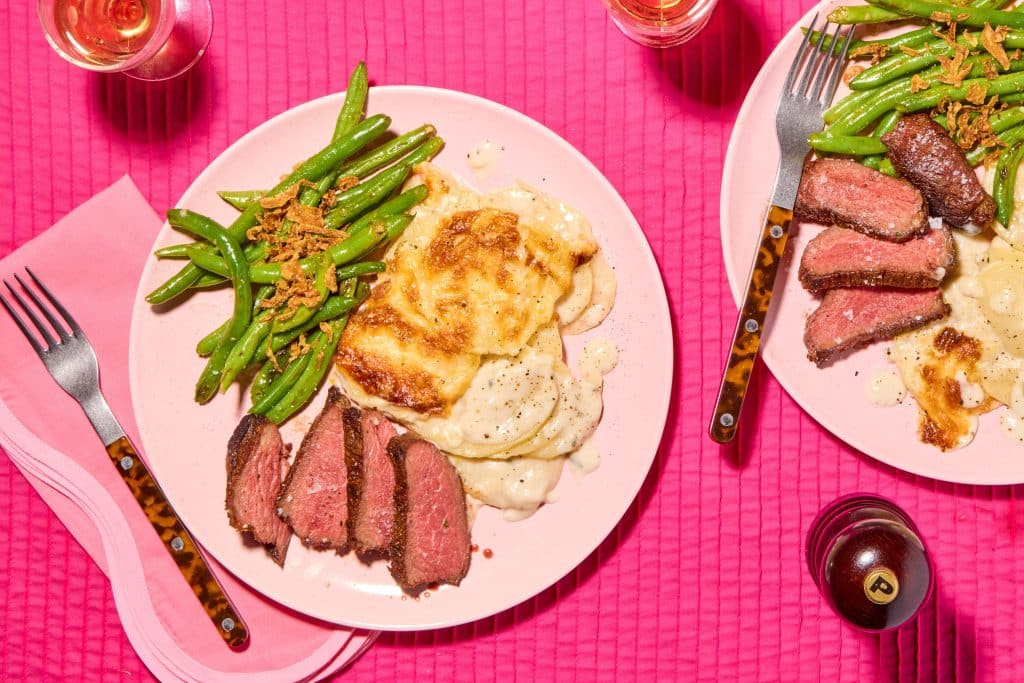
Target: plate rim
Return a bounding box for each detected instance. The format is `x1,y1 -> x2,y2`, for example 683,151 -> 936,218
128,84 -> 676,628
719,2 -> 1023,485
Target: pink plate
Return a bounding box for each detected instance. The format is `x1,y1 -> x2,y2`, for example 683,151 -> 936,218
721,3 -> 1024,484
129,86 -> 673,629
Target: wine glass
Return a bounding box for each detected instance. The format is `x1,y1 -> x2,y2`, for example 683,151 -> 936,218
38,0 -> 213,81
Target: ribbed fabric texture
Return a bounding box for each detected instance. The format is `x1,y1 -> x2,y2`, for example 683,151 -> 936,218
1,1 -> 1019,681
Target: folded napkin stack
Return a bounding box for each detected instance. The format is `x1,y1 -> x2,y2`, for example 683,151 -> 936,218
0,177 -> 375,682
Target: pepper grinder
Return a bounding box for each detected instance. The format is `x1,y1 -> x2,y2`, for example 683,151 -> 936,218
806,494 -> 934,631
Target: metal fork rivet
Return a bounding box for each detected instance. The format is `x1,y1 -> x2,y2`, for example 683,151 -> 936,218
170,536 -> 184,552
719,413 -> 735,428
744,319 -> 759,333
770,225 -> 784,239
221,617 -> 235,632
119,456 -> 133,470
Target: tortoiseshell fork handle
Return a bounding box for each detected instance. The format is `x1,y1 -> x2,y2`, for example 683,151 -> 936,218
710,205 -> 793,443
106,436 -> 249,648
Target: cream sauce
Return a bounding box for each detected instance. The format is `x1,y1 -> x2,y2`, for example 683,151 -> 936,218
450,456 -> 564,522
865,368 -> 905,407
568,442 -> 601,481
467,140 -> 502,178
577,338 -> 619,384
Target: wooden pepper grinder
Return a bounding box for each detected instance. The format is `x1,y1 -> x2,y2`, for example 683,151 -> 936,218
806,494 -> 934,631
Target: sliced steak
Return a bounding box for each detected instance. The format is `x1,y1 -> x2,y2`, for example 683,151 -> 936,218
276,386 -> 350,551
882,113 -> 995,229
344,407 -> 398,556
388,434 -> 471,591
805,287 -> 950,366
794,158 -> 927,242
226,415 -> 292,566
799,225 -> 956,293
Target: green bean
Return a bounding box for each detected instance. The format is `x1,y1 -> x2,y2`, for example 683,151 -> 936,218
834,0 -> 1006,23
209,126 -> 438,208
861,111 -> 903,170
249,350 -> 315,416
852,30 -> 1024,91
323,137 -> 439,229
801,27 -> 871,53
196,284 -> 274,356
145,114 -> 391,305
995,140 -> 1024,225
264,318 -> 348,424
219,312 -> 274,392
831,62 -> 1024,135
334,62 -> 368,142
809,133 -> 888,155
324,165 -> 412,229
250,351 -> 288,405
217,190 -> 262,211
165,209 -> 253,403
867,0 -> 1024,29
967,121 -> 1024,164
829,4 -> 913,23
249,215 -> 408,282
272,254 -> 333,334
898,71 -> 1024,112
334,125 -> 437,184
268,282 -> 369,353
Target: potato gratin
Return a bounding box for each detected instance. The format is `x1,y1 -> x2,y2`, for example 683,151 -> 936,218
335,164 -> 617,519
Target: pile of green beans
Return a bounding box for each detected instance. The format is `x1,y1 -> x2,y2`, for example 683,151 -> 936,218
149,63 -> 444,423
807,0 -> 1024,224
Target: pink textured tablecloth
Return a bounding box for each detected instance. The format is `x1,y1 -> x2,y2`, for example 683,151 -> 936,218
1,1 -> 1020,682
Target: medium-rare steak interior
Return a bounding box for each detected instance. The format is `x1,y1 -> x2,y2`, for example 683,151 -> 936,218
804,287 -> 950,366
277,387 -> 351,551
344,407 -> 399,556
388,434 -> 472,592
794,158 -> 928,242
799,225 -> 956,293
226,414 -> 293,566
882,114 -> 996,229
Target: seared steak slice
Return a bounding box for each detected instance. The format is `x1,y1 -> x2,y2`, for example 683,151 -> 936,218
805,287 -> 950,366
277,386 -> 350,550
799,225 -> 956,293
226,415 -> 292,566
882,114 -> 995,229
344,407 -> 398,556
794,158 -> 927,242
388,434 -> 471,591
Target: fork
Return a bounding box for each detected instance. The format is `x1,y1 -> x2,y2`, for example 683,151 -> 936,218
709,17 -> 855,444
0,268 -> 249,649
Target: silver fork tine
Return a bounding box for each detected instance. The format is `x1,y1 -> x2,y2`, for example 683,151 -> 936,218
25,267 -> 82,335
796,20 -> 832,98
822,27 -> 857,106
783,13 -> 818,93
13,272 -> 71,341
4,280 -> 58,349
0,292 -> 44,355
809,22 -> 844,102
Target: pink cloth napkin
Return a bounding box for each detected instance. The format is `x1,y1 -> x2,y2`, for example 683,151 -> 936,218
0,176 -> 371,681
